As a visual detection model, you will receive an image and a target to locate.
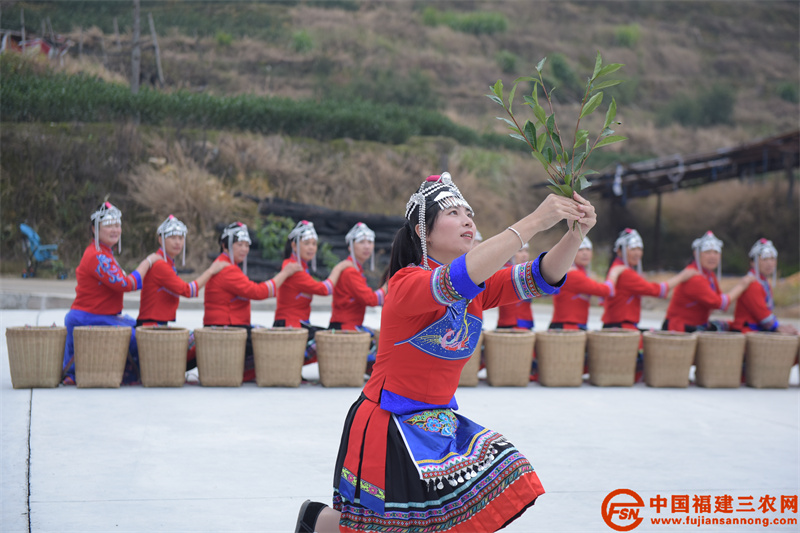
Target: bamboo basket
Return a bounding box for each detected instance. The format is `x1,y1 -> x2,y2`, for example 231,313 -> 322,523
6,326 -> 67,388
458,332 -> 484,387
73,326 -> 131,388
483,330 -> 535,387
136,326 -> 190,388
315,330 -> 371,387
694,332 -> 745,388
252,327 -> 308,387
744,332 -> 799,389
642,331 -> 697,388
535,330 -> 586,387
587,329 -> 641,387
194,327 -> 247,387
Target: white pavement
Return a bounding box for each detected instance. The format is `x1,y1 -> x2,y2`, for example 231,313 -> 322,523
2,302 -> 799,533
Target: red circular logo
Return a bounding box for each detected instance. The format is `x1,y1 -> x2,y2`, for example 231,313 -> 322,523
602,488 -> 645,531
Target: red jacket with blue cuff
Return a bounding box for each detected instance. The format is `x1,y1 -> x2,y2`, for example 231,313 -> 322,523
70,242 -> 143,315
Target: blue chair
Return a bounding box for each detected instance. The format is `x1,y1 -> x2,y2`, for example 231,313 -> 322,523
19,223 -> 65,278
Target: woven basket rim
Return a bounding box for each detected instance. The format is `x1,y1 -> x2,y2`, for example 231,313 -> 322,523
538,330 -> 586,338
587,329 -> 640,337
643,331 -> 696,338
745,332 -> 799,341
252,327 -> 308,336
195,326 -> 247,335
136,325 -> 188,332
697,331 -> 745,338
7,325 -> 67,332
485,329 -> 535,336
316,330 -> 370,338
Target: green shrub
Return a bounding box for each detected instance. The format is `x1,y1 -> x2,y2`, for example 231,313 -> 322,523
548,53 -> 583,99
215,31 -> 233,48
324,67 -> 440,109
495,50 -> 518,74
254,215 -> 295,260
419,7 -> 507,35
614,23 -> 641,48
657,84 -> 735,127
776,81 -> 799,103
291,30 -> 314,53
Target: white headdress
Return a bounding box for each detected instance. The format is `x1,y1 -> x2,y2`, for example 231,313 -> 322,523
220,222 -> 252,275
288,220 -> 319,272
614,228 -> 643,274
345,222 -> 376,271
579,236 -> 593,250
692,231 -> 723,279
404,172 -> 473,270
157,215 -> 188,266
91,201 -> 122,252
749,238 -> 778,286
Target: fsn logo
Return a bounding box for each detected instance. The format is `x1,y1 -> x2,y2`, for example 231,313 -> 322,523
602,488 -> 645,531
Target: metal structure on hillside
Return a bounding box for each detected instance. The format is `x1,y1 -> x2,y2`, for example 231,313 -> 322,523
534,130 -> 800,204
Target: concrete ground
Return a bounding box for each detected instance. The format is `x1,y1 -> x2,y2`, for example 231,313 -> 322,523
1,277 -> 798,532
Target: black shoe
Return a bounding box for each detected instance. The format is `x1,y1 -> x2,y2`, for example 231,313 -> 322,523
295,500 -> 327,533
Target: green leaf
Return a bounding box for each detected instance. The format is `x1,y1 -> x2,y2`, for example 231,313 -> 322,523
591,51 -> 603,79
545,115 -> 562,150
486,94 -> 503,106
546,185 -> 565,196
578,176 -> 592,191
543,146 -> 555,163
573,129 -> 589,149
579,92 -> 604,118
536,132 -> 547,152
533,103 -> 547,124
497,116 -> 517,129
523,120 -> 536,142
592,79 -> 624,91
531,150 -> 550,170
492,79 -> 504,100
603,97 -> 618,129
547,177 -> 560,187
509,133 -> 527,142
595,135 -> 628,148
507,83 -> 518,113
595,63 -> 624,79
535,57 -> 547,73
558,182 -> 574,196
523,95 -> 536,107
602,127 -> 616,137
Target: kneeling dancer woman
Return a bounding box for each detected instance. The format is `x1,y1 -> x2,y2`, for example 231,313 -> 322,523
296,172 -> 597,532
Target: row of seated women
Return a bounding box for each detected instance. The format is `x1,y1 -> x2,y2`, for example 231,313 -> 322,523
61,202 -> 385,385
495,228 -> 797,338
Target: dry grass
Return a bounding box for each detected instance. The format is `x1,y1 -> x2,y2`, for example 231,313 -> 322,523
128,142 -> 254,268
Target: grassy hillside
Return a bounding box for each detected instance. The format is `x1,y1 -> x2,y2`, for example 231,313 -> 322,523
1,1 -> 798,298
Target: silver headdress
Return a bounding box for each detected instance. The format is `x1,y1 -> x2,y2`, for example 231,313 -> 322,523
579,236 -> 593,250
345,222 -> 376,271
749,238 -> 778,287
614,228 -> 643,274
288,220 -> 319,272
157,215 -> 188,266
404,172 -> 473,270
692,231 -> 723,279
91,201 -> 122,252
220,222 -> 252,275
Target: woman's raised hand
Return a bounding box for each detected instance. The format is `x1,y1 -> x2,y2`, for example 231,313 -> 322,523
531,192 -> 596,234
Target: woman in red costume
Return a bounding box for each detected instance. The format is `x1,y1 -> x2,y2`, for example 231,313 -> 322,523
550,236 -> 620,330
62,201 -> 162,384
328,222 -> 387,332
273,220 -> 352,329
137,215 -> 230,369
602,228 -> 695,331
203,222 -> 301,381
731,238 -> 798,334
496,243 -> 534,329
296,172 -> 597,533
663,231 -> 754,332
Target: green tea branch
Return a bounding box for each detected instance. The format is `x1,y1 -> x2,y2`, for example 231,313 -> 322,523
487,52 -> 627,235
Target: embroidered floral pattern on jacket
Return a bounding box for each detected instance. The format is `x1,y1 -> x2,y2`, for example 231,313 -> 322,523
404,410 -> 458,436
96,254 -> 128,286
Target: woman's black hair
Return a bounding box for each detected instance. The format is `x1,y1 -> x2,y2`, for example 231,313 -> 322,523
388,203 -> 440,279
283,240 -> 294,260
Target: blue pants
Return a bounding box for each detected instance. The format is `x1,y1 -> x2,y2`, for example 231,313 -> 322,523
63,309 -> 138,381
